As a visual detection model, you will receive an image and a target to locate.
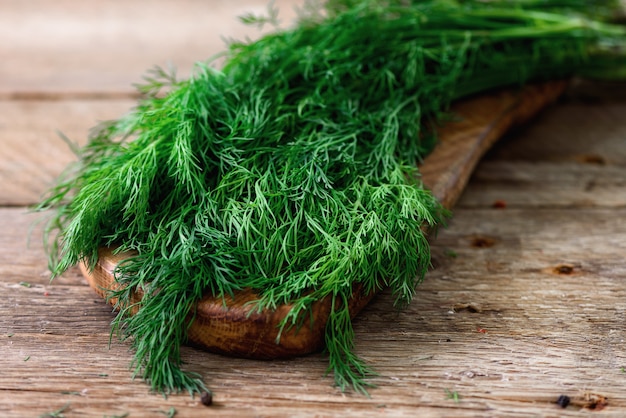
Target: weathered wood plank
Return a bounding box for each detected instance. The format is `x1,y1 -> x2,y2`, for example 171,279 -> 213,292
0,0 -> 301,96
3,0 -> 626,415
460,160 -> 626,208
485,98 -> 626,165
3,202 -> 626,416
0,100 -> 135,206
3,98 -> 626,208
457,98 -> 626,208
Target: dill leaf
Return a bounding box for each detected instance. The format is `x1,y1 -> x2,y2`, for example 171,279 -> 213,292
37,0 -> 626,396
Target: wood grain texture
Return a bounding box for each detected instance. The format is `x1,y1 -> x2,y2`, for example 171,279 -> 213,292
0,0 -> 300,97
2,0 -> 626,416
0,100 -> 136,206
5,191 -> 626,416
79,81 -> 568,360
460,99 -> 626,208
81,247 -> 375,359
421,81 -> 568,208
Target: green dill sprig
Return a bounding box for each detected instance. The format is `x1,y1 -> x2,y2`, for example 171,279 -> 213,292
37,0 -> 626,396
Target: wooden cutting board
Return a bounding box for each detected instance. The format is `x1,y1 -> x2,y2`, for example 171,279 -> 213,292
79,81 -> 568,359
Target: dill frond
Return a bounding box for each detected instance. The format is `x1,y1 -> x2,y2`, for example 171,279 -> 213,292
37,0 -> 626,396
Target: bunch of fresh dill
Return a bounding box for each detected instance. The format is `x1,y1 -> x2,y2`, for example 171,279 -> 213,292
38,0 -> 626,396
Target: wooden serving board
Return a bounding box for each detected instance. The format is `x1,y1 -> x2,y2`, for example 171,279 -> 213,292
80,81 -> 568,359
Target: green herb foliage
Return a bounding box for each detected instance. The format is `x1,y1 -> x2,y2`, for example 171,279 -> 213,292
38,0 -> 626,396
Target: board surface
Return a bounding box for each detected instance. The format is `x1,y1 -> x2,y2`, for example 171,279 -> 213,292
81,82 -> 568,360
2,1 -> 626,417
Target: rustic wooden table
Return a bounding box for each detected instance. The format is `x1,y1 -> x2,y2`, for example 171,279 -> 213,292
2,1 -> 626,417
